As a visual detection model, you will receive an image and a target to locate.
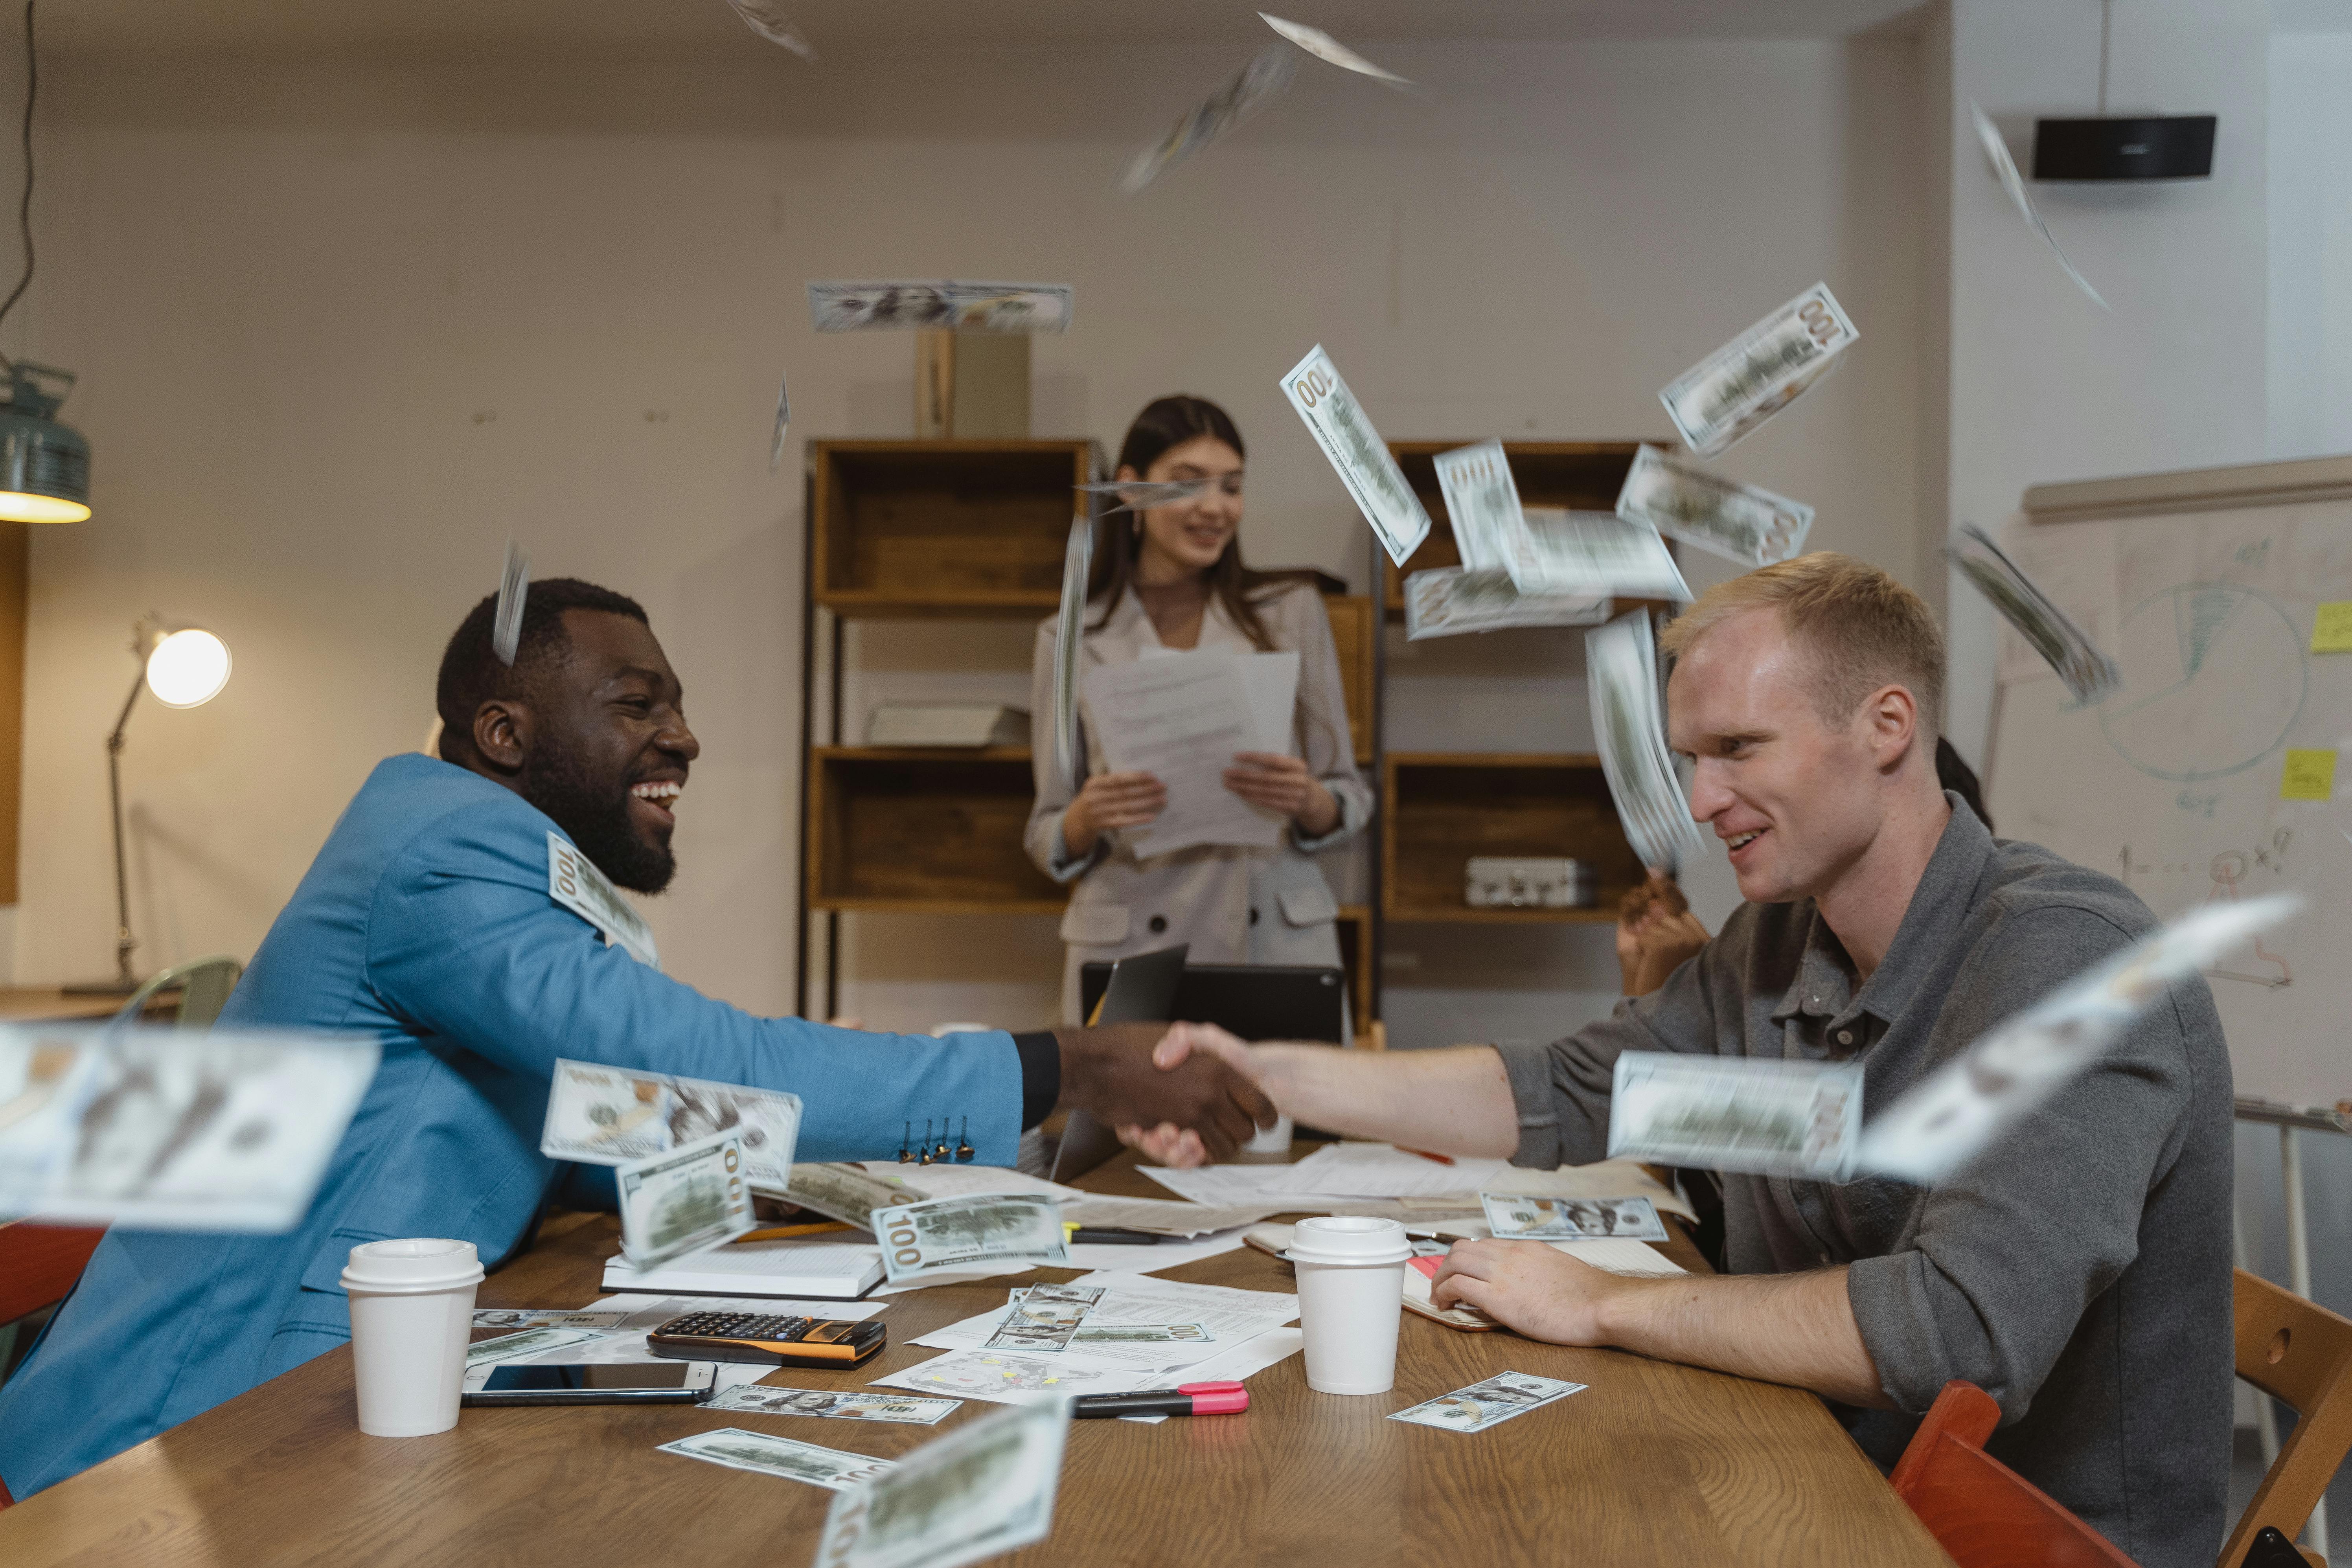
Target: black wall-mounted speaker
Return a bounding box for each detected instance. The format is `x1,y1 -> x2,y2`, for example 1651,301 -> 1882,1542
2031,116 -> 2216,180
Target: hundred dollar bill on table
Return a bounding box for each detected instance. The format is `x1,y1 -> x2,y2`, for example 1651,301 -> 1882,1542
1615,445 -> 1812,568
1074,1323 -> 1210,1344
465,1325 -> 605,1367
471,1308 -> 628,1331
1658,281 -> 1859,457
1403,567 -> 1608,640
783,1162 -> 916,1228
1280,344 -> 1432,568
541,1059 -> 801,1193
983,1284 -> 1105,1354
806,280 -> 1072,335
1609,1051 -> 1863,1182
0,1025 -> 380,1233
616,1130 -> 755,1271
1388,1371 -> 1587,1434
1586,610 -> 1702,873
816,1401 -> 1070,1568
1478,1192 -> 1667,1243
1947,522 -> 2120,704
873,1192 -> 1070,1286
1117,45 -> 1296,196
658,1428 -> 896,1491
1504,507 -> 1692,601
1857,895 -> 2299,1186
702,1385 -> 961,1425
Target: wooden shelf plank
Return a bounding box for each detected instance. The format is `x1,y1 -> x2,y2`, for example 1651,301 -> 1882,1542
1381,752 -> 1642,923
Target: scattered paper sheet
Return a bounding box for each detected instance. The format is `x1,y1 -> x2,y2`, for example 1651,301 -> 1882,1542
1267,1142 -> 1510,1199
1064,1227 -> 1253,1275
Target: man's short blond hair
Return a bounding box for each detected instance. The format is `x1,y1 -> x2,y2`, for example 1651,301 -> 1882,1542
1658,552 -> 1944,738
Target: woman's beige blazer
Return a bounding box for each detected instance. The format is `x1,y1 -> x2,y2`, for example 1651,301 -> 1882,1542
1025,581 -> 1372,1023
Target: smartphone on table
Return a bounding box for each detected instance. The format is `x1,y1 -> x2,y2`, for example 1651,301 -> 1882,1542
462,1360 -> 717,1405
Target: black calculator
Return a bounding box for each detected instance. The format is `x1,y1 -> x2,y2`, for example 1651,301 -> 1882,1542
645,1311 -> 886,1368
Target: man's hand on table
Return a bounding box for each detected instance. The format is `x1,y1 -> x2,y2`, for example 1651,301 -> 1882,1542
1430,1239 -> 1635,1344
1055,1021 -> 1275,1166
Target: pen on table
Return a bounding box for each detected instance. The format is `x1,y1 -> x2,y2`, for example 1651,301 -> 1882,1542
1072,1381 -> 1249,1419
1399,1148 -> 1455,1166
1063,1223 -> 1166,1245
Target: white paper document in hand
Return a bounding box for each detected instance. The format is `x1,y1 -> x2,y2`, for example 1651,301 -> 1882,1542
1083,654 -> 1281,857
0,1025 -> 380,1232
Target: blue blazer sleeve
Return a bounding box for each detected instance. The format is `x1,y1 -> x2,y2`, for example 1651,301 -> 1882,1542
362,800 -> 1025,1165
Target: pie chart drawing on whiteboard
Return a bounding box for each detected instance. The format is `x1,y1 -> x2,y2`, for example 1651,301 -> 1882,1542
2097,583 -> 2307,783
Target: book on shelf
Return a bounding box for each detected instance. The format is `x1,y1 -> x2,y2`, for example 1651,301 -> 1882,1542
865,704 -> 1031,749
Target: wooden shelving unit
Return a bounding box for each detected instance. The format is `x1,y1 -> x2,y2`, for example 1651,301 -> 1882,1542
1381,754 -> 1643,924
1380,441 -> 1658,616
797,439 -> 1384,1025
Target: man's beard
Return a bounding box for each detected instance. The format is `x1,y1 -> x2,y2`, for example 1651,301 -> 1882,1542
522,732 -> 677,894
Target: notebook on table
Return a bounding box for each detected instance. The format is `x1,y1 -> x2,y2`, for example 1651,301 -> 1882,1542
601,1237 -> 885,1300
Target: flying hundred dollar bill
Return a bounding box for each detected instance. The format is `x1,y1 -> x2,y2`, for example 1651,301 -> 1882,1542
1947,522 -> 2120,705
0,1024 -> 380,1232
1615,445 -> 1813,568
1506,507 -> 1692,602
806,281 -> 1072,335
1658,282 -> 1858,457
1971,103 -> 2105,308
1051,515 -> 1094,798
1856,895 -> 2300,1185
1586,610 -> 1702,874
872,1192 -> 1069,1285
541,1059 -> 801,1194
1280,344 -> 1433,568
1117,45 -> 1297,196
616,1129 -> 755,1271
1403,567 -> 1608,641
814,1401 -> 1071,1568
1609,1051 -> 1865,1182
721,0 -> 817,59
1258,13 -> 1414,87
1430,440 -> 1519,574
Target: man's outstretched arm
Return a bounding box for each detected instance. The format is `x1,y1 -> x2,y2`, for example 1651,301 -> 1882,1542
1127,1026 -> 1523,1162
1432,1243 -> 1890,1408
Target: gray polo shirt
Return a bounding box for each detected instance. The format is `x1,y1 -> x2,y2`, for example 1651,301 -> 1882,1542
1494,797 -> 2233,1568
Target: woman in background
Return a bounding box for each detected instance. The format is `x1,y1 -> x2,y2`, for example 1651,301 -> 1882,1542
1026,395 -> 1371,1024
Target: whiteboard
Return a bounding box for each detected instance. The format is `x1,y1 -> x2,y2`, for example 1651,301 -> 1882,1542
1985,456 -> 2352,1110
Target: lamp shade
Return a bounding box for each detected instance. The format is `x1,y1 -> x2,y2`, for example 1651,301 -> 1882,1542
0,362 -> 90,523
145,628 -> 230,708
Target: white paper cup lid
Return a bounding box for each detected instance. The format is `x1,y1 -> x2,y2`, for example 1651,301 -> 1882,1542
341,1237 -> 483,1290
1285,1214 -> 1412,1265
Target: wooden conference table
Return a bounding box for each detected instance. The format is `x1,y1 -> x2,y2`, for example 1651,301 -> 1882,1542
0,1152 -> 1951,1568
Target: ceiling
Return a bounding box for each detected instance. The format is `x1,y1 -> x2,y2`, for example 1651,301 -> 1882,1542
34,0 -> 1938,59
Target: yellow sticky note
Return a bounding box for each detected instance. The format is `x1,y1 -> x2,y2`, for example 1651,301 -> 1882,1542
2281,749 -> 2337,801
2312,602 -> 2352,653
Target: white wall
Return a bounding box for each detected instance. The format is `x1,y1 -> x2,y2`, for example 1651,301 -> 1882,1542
2267,26 -> 2352,463
1938,0 -> 2272,769
14,36 -> 1925,1042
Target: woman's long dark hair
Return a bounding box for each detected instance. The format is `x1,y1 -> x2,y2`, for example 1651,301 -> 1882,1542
1086,395 -> 1318,652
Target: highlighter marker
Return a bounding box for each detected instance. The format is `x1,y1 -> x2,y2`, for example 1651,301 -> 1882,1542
1071,1380 -> 1249,1419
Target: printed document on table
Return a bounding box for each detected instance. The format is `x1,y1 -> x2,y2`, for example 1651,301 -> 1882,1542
1267,1142 -> 1509,1199
1063,1228 -> 1253,1275
1138,1164 -> 1310,1206
1083,654 -> 1279,856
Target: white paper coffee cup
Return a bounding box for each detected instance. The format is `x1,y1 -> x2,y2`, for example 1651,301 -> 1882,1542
1244,1114 -> 1295,1154
1287,1215 -> 1410,1395
341,1238 -> 485,1437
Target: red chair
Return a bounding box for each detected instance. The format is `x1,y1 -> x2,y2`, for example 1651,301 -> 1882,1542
0,1219 -> 107,1509
1890,1380 -> 2141,1567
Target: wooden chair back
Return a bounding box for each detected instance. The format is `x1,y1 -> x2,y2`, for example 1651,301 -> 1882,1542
0,1219 -> 104,1329
2222,1268 -> 2352,1568
1890,1379 -> 2141,1567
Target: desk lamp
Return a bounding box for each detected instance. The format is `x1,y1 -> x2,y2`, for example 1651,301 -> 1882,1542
63,617 -> 233,993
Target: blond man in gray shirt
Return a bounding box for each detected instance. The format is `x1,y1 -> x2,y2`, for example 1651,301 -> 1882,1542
1139,554 -> 2233,1567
